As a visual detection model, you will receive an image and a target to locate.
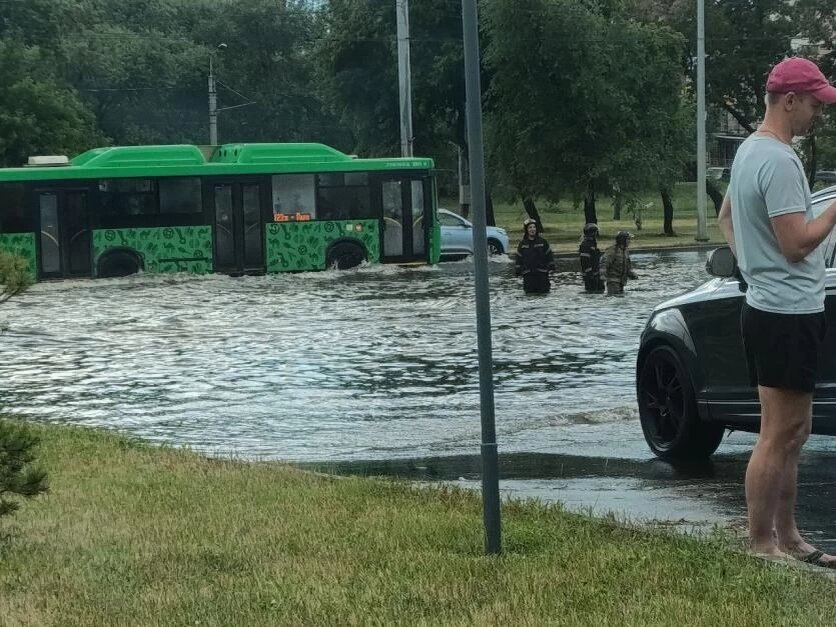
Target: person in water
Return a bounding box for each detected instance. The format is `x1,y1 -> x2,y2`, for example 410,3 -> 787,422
515,218 -> 555,294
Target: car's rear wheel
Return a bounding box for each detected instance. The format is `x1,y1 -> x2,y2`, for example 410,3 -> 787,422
638,345 -> 723,460
487,238 -> 504,255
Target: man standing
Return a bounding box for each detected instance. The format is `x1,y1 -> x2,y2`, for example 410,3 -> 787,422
515,218 -> 554,294
579,223 -> 604,293
718,57 -> 836,567
604,231 -> 636,295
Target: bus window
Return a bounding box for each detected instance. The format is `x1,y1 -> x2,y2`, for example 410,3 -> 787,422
317,172 -> 371,221
99,179 -> 156,216
0,183 -> 28,232
382,180 -> 404,257
272,174 -> 315,221
39,193 -> 60,274
411,179 -> 426,256
159,178 -> 202,214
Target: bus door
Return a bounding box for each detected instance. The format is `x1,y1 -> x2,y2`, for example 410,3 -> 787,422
210,180 -> 266,274
379,176 -> 429,264
36,188 -> 92,278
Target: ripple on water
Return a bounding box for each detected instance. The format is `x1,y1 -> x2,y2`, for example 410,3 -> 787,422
0,251 -> 711,461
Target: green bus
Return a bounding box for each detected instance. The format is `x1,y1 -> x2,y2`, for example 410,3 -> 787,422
0,143 -> 440,280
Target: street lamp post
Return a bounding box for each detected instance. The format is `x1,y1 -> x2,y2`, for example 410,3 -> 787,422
696,0 -> 709,241
396,0 -> 414,157
208,43 -> 228,146
461,0 -> 501,556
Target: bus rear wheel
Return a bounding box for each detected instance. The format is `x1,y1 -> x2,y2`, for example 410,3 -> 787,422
98,250 -> 143,278
327,242 -> 366,270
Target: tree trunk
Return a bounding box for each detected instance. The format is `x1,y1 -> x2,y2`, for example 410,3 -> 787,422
720,102 -> 755,134
660,186 -> 675,236
583,181 -> 597,225
485,190 -> 496,227
808,135 -> 818,189
522,197 -> 543,233
612,194 -> 622,220
706,180 -> 724,216
458,143 -> 470,219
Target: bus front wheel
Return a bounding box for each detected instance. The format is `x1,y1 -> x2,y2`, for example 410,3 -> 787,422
98,250 -> 143,278
327,242 -> 366,270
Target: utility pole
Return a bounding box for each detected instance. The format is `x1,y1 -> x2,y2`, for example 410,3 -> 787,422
462,0 -> 501,556
208,43 -> 227,146
696,0 -> 709,241
396,0 -> 414,157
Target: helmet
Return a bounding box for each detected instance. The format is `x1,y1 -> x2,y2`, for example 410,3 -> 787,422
523,218 -> 538,233
583,223 -> 599,237
615,230 -> 632,246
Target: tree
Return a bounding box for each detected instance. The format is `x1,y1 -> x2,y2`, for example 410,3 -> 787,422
485,0 -> 689,228
191,0 -> 338,146
0,420 -> 49,520
317,0 -> 469,158
0,43 -> 100,166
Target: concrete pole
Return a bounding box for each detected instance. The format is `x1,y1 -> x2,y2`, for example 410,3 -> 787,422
396,0 -> 414,157
462,0 -> 501,556
696,0 -> 709,241
209,53 -> 218,146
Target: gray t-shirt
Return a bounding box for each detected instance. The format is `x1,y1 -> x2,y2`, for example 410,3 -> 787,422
729,135 -> 824,314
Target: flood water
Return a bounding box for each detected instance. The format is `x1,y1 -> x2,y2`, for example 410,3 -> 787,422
0,250 -> 709,461
7,249 -> 836,545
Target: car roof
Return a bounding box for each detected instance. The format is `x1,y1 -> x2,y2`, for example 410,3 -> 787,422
812,184 -> 836,201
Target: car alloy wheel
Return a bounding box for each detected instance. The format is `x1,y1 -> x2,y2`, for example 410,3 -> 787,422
487,238 -> 503,255
638,345 -> 723,460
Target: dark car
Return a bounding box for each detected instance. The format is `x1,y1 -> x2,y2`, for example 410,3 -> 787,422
636,185 -> 836,460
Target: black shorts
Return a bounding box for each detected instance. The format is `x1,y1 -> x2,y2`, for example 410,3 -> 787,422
741,303 -> 827,393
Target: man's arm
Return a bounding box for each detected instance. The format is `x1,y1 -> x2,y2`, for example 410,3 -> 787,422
718,193 -> 736,256
771,201 -> 836,263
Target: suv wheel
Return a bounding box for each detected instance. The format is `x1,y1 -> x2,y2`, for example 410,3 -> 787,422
487,238 -> 504,255
637,345 -> 723,460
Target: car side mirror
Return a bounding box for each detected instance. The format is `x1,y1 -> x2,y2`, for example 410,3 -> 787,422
706,246 -> 736,278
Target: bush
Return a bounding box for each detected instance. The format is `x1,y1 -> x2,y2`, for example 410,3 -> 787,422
0,420 -> 49,519
0,250 -> 32,305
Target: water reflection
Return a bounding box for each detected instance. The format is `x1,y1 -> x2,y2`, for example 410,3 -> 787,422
0,251 -> 711,461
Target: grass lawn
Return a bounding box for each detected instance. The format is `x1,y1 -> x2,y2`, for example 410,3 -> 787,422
2,421 -> 836,625
449,180 -> 834,255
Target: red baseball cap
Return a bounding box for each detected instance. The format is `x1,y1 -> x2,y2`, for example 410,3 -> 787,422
766,57 -> 836,104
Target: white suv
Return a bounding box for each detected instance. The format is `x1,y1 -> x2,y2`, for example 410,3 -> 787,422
438,208 -> 510,258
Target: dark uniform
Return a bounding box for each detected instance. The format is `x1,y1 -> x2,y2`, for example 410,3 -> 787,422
604,231 -> 637,295
579,223 -> 604,293
516,219 -> 554,294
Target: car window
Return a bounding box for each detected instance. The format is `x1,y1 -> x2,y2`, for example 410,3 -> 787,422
439,211 -> 465,227
815,195 -> 836,267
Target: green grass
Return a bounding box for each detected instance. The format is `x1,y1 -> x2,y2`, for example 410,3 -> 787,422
451,183 -> 721,255
2,421 -> 836,626
472,180 -> 835,255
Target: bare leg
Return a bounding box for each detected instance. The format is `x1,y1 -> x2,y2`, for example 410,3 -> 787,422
747,386 -> 836,564
773,395 -> 810,549
746,386 -> 810,553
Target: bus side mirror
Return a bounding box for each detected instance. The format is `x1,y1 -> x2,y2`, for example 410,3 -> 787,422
706,246 -> 736,278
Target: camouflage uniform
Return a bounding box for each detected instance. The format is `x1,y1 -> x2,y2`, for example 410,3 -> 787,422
604,240 -> 636,295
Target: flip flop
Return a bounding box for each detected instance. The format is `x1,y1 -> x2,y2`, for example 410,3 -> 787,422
798,550 -> 836,569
